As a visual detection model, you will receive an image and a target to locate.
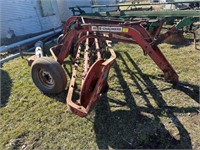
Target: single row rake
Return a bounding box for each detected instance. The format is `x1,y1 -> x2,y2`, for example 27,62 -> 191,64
28,16 -> 189,117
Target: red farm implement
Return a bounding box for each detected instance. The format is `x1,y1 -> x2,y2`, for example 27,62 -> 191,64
28,5 -> 199,117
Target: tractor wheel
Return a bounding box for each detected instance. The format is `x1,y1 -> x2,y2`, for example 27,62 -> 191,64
31,57 -> 67,94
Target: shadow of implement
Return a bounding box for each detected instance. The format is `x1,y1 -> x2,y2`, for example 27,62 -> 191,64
136,73 -> 199,104
1,69 -> 12,107
94,51 -> 194,149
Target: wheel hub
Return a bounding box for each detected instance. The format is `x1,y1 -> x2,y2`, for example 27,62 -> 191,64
39,69 -> 55,89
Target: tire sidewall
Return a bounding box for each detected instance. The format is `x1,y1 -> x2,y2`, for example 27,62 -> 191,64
31,57 -> 66,94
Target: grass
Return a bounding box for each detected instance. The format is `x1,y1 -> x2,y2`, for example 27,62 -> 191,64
0,35 -> 200,149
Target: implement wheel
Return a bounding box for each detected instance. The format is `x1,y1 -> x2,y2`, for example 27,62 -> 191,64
31,57 -> 67,94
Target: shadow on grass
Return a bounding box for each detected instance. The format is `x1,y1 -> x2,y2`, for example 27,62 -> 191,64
169,37 -> 199,50
94,51 -> 195,149
165,34 -> 193,49
134,73 -> 199,104
170,40 -> 191,49
0,69 -> 12,107
45,90 -> 68,104
62,59 -> 73,78
173,82 -> 199,104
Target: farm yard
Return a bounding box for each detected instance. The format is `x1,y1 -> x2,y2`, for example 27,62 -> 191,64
1,34 -> 200,149
1,0 -> 200,149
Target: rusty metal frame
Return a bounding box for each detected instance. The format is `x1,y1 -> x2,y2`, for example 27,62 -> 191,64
30,16 -> 185,117
66,36 -> 116,117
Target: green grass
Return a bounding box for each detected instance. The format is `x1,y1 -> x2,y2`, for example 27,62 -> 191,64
0,38 -> 200,149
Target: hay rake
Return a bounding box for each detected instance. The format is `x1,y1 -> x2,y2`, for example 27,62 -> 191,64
28,1 -> 199,117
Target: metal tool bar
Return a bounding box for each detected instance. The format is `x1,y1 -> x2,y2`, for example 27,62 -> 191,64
83,10 -> 200,18
95,38 -> 101,60
69,0 -> 200,9
82,32 -> 90,87
67,44 -> 88,116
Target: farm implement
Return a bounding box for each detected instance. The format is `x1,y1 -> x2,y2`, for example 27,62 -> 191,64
28,2 -> 200,117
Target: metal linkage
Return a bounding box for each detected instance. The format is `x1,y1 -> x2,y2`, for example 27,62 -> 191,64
82,32 -> 90,86
188,31 -> 200,50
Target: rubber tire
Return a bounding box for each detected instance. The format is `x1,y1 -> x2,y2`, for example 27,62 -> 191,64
31,57 -> 67,94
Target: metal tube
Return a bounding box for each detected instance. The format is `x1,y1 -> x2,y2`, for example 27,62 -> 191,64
0,28 -> 62,53
0,47 -> 34,64
84,10 -> 200,18
0,39 -> 56,64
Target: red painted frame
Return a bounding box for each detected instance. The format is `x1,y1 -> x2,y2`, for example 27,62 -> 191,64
50,16 -> 179,116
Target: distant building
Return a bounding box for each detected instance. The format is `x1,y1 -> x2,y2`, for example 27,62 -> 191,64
0,0 -> 118,39
0,0 -> 62,39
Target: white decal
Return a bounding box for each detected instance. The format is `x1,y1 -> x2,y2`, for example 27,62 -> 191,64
92,26 -> 98,31
91,26 -> 122,32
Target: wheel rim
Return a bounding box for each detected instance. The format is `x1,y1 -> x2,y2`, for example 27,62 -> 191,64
38,68 -> 55,89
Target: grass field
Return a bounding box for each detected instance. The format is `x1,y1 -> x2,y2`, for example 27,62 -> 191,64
0,35 -> 200,149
